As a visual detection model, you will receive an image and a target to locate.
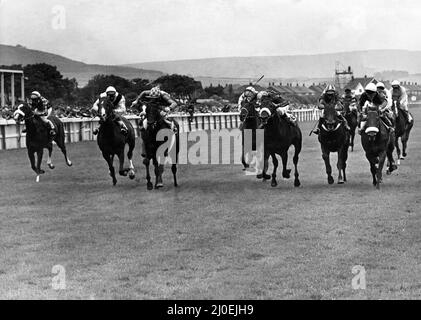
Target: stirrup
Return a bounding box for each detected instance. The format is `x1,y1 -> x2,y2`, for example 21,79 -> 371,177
313,128 -> 320,135
50,130 -> 56,136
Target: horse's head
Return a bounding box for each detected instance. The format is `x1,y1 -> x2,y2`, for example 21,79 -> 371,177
13,103 -> 33,122
322,104 -> 340,132
258,98 -> 277,128
98,96 -> 115,121
240,100 -> 257,122
365,109 -> 380,138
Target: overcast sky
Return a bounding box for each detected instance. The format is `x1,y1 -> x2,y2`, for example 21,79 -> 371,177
1,0 -> 420,65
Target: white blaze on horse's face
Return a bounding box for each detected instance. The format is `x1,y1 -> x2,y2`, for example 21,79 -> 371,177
14,108 -> 25,120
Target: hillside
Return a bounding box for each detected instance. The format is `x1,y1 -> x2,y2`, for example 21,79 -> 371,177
0,44 -> 163,87
125,50 -> 421,79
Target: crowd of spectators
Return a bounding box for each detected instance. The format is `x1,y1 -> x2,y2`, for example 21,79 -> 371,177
0,100 -> 315,120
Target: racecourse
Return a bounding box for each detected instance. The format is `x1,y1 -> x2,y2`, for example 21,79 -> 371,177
0,106 -> 420,299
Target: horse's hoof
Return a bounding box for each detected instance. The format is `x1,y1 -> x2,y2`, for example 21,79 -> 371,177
263,174 -> 271,180
129,172 -> 135,180
119,170 -> 128,176
155,183 -> 163,189
283,169 -> 292,179
174,183 -> 179,187
328,176 -> 334,184
112,179 -> 117,186
271,180 -> 278,187
48,164 -> 55,170
147,182 -> 153,190
67,161 -> 72,167
400,156 -> 405,160
338,179 -> 344,185
294,180 -> 301,187
256,174 -> 263,179
402,152 -> 407,157
39,170 -> 45,174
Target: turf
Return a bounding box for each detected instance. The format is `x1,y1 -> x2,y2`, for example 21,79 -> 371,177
0,107 -> 420,299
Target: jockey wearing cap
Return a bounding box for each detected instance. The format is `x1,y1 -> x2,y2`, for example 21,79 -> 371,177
358,83 -> 391,134
92,86 -> 128,135
390,80 -> 413,123
376,82 -> 395,128
238,86 -> 259,111
26,91 -> 56,136
255,90 -> 296,126
312,84 -> 350,135
341,88 -> 358,113
131,85 -> 177,157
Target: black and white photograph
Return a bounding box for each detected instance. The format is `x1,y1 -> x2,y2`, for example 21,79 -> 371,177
0,0 -> 420,303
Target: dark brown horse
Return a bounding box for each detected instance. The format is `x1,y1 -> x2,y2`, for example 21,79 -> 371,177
239,100 -> 261,170
97,97 -> 136,185
344,103 -> 358,151
141,105 -> 180,190
13,103 -> 72,182
392,101 -> 414,165
361,106 -> 397,189
318,103 -> 350,184
257,102 -> 302,188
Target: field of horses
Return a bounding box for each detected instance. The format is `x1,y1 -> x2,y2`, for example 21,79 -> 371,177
0,106 -> 420,300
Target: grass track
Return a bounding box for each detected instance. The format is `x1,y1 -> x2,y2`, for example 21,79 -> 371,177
0,107 -> 420,299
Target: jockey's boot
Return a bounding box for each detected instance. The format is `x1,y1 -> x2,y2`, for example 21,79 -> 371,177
93,128 -> 99,135
118,121 -> 128,135
382,116 -> 394,133
358,121 -> 366,135
312,119 -> 322,135
140,140 -> 146,158
22,127 -> 27,133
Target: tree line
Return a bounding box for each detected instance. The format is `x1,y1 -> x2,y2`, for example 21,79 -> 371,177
0,63 -> 239,108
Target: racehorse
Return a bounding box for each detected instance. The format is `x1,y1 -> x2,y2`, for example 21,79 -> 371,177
318,103 -> 350,184
141,105 -> 179,190
257,101 -> 302,188
361,105 -> 397,189
344,102 -> 358,151
239,100 -> 261,170
97,97 -> 136,185
13,103 -> 72,182
392,101 -> 414,165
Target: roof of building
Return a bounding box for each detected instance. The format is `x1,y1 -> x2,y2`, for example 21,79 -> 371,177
345,77 -> 377,90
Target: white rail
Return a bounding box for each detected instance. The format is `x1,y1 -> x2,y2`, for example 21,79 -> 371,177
0,109 -> 321,150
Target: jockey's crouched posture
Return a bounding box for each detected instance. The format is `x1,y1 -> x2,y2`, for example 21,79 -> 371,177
313,84 -> 350,135
390,80 -> 414,123
91,86 -> 128,135
131,86 -> 178,157
358,83 -> 392,134
238,86 -> 296,126
24,91 -> 56,136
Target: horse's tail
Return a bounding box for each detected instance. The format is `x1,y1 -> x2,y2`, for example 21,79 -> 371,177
49,116 -> 66,147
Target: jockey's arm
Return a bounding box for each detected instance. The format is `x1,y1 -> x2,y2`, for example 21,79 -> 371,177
162,93 -> 177,112
92,98 -> 100,114
132,90 -> 149,106
237,94 -> 245,111
400,87 -> 409,110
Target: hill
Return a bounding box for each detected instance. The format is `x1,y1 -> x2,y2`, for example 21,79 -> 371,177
125,50 -> 421,79
0,44 -> 163,87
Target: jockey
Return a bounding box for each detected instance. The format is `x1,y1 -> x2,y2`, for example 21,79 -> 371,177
376,82 -> 395,128
237,86 -> 259,111
256,90 -> 296,125
92,86 -> 128,135
358,83 -> 390,133
390,80 -> 413,123
341,88 -> 358,113
131,85 -> 177,157
313,84 -> 350,135
27,91 -> 56,136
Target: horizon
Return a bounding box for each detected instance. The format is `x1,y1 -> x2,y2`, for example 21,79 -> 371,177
1,0 -> 421,65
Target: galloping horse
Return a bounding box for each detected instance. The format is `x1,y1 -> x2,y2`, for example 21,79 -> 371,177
13,103 -> 72,182
141,105 -> 179,190
392,101 -> 414,165
361,104 -> 397,189
343,101 -> 358,151
318,103 -> 350,184
258,101 -> 302,188
239,100 -> 260,170
97,97 -> 135,185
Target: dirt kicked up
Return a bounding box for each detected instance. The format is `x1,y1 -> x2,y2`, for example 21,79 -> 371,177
0,106 -> 420,299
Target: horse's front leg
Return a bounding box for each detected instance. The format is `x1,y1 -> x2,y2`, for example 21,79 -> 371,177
117,150 -> 128,176
280,150 -> 291,179
322,147 -> 334,184
376,150 -> 387,189
103,152 -> 117,185
271,153 -> 278,187
154,158 -> 164,189
47,144 -> 55,169
337,149 -> 344,184
143,158 -> 153,190
257,151 -> 271,180
27,148 -> 37,175
395,136 -> 402,165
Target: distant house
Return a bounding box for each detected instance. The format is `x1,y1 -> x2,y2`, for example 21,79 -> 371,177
345,76 -> 378,96
288,84 -> 315,96
402,82 -> 421,102
233,84 -> 267,96
268,84 -> 296,96
309,84 -> 327,96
